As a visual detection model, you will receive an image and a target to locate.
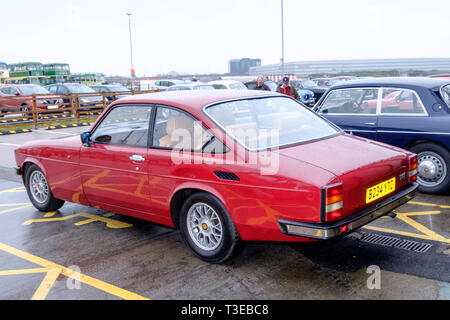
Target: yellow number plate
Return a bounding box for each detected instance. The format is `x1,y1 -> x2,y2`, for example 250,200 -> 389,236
366,177 -> 396,204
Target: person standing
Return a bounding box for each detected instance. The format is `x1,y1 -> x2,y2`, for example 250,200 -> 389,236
253,76 -> 271,91
277,76 -> 300,100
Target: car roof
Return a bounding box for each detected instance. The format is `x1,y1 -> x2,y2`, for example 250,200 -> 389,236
330,77 -> 450,90
113,90 -> 278,114
209,80 -> 243,84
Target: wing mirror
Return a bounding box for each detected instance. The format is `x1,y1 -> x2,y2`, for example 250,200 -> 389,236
80,131 -> 92,146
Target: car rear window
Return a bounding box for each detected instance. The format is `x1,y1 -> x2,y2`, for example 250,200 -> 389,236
205,96 -> 339,151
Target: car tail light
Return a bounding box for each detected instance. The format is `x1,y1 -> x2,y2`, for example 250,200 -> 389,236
408,154 -> 418,183
323,183 -> 343,222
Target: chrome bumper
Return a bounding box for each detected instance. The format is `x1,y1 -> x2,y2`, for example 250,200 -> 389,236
278,183 -> 418,240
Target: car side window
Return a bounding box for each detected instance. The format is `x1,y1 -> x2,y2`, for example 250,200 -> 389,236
91,105 -> 152,147
319,88 -> 378,115
380,88 -> 426,114
152,106 -> 227,153
1,87 -> 10,94
9,87 -> 19,95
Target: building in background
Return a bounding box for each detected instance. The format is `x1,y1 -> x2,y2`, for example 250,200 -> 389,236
229,58 -> 261,75
250,58 -> 450,78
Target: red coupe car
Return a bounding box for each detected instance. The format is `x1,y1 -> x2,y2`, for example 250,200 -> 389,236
14,90 -> 418,262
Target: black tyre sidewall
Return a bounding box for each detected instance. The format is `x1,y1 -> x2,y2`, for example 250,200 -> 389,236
410,143 -> 450,194
179,192 -> 240,263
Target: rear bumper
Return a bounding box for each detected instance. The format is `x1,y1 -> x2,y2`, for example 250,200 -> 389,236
278,182 -> 418,240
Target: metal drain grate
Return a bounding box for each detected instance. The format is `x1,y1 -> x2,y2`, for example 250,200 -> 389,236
356,232 -> 432,253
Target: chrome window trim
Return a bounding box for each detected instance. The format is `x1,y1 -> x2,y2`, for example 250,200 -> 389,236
379,87 -> 429,116
318,87 -> 380,116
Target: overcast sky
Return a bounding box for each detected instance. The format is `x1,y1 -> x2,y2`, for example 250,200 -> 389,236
2,0 -> 450,77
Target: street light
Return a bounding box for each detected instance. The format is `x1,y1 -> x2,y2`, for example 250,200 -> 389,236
126,13 -> 135,78
281,0 -> 285,76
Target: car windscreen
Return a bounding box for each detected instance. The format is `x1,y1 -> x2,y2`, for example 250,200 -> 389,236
18,85 -> 50,95
301,80 -> 316,88
441,84 -> 450,108
205,96 -> 339,151
66,84 -> 96,93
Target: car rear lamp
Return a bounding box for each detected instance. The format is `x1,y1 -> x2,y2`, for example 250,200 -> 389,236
408,155 -> 418,183
323,183 -> 343,222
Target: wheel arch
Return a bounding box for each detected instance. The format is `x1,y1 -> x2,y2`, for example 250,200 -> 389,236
21,158 -> 46,186
169,184 -> 227,229
403,139 -> 450,152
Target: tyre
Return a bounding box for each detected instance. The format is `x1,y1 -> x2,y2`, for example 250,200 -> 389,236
410,143 -> 450,194
25,164 -> 65,212
179,192 -> 242,263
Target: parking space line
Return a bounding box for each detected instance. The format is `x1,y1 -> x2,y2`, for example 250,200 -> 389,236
0,204 -> 32,215
31,268 -> 61,300
0,241 -> 149,300
409,201 -> 450,209
0,143 -> 21,147
0,267 -> 48,276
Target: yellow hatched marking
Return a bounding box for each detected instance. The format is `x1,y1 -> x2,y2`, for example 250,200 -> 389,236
0,204 -> 32,215
0,242 -> 149,300
0,268 -> 48,276
31,268 -> 61,300
363,207 -> 450,244
409,201 -> 450,209
22,212 -> 132,229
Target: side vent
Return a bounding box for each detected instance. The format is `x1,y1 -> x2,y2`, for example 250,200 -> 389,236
214,171 -> 240,181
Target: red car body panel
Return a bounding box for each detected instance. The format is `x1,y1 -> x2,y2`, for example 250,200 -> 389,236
14,90 -> 416,242
0,84 -> 63,110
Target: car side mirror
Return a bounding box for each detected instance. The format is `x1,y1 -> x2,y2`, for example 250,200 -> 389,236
80,131 -> 92,146
14,92 -> 20,96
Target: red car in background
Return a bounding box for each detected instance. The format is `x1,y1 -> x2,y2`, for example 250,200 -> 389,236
14,90 -> 418,262
0,84 -> 64,115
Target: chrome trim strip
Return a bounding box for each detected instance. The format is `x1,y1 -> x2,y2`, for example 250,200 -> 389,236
377,130 -> 450,135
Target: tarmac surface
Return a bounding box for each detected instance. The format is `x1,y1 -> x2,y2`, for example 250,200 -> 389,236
0,127 -> 448,300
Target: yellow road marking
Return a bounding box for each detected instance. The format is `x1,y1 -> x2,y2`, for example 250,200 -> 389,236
0,202 -> 31,207
0,242 -> 149,300
409,201 -> 450,209
44,211 -> 58,218
0,268 -> 48,276
0,187 -> 26,196
363,207 -> 450,244
22,212 -> 132,229
0,204 -> 32,215
31,268 -> 61,300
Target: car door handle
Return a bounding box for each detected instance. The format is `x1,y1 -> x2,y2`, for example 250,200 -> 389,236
364,122 -> 376,126
129,155 -> 145,162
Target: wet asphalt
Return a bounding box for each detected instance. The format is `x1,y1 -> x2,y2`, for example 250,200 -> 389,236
0,128 -> 448,300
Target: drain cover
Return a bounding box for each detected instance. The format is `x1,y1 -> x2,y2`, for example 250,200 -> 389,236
352,232 -> 432,253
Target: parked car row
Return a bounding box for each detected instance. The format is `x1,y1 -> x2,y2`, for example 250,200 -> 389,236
0,82 -> 133,116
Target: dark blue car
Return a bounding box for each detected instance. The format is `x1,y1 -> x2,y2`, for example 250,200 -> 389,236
314,77 -> 450,194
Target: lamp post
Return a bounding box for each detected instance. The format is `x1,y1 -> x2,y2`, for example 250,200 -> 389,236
126,13 -> 135,78
281,0 -> 285,77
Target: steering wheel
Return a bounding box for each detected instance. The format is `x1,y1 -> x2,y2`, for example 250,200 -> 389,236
351,101 -> 362,112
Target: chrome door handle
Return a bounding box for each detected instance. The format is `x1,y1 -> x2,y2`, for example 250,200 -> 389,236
364,122 -> 376,125
129,155 -> 145,162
